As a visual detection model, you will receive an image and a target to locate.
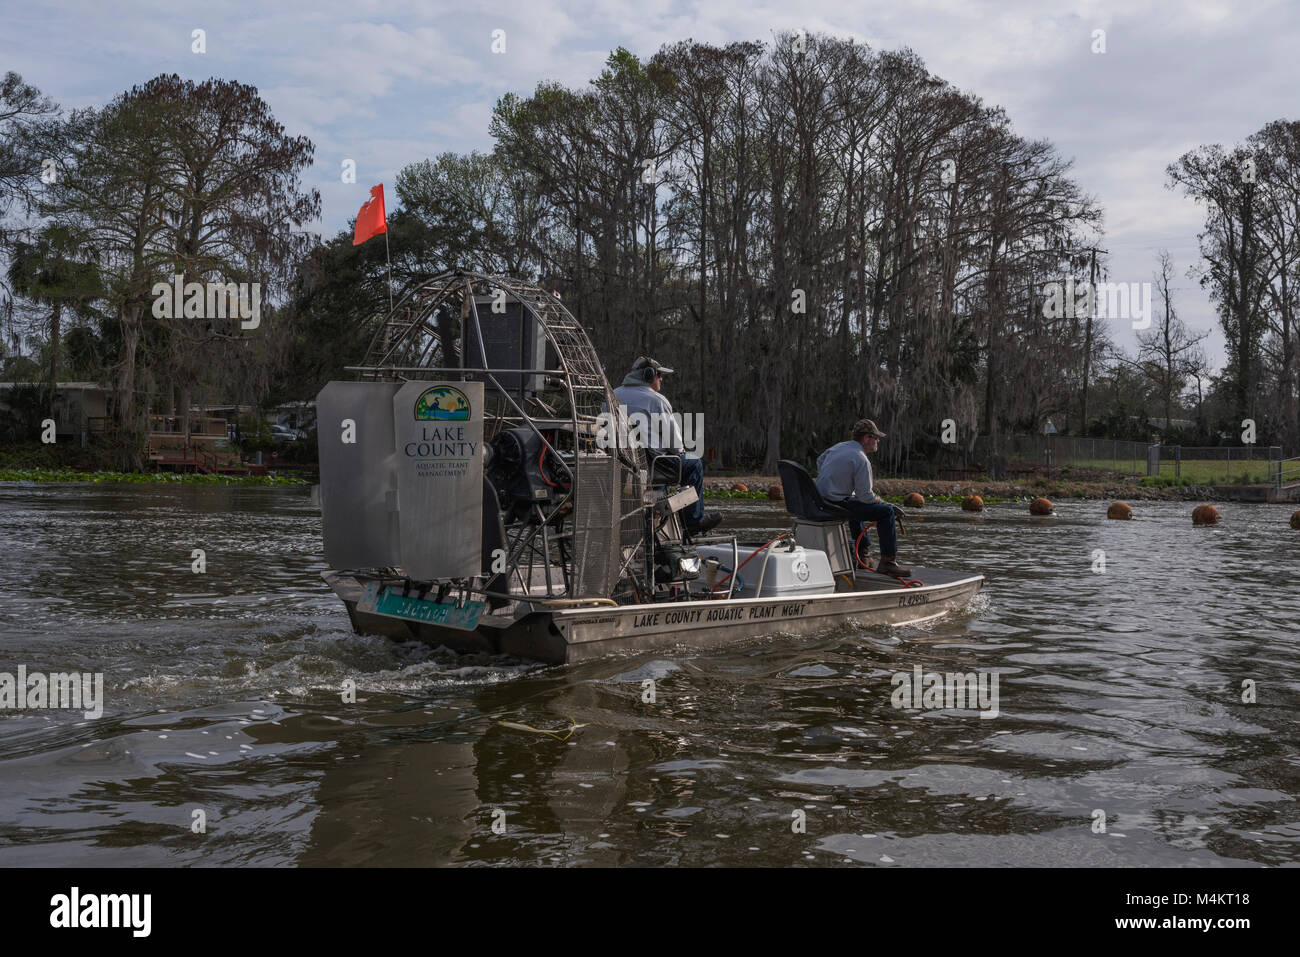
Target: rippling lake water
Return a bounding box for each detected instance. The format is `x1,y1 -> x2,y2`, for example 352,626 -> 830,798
0,482 -> 1297,866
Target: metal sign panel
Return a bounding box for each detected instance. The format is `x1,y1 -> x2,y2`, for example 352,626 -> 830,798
316,381 -> 402,570
392,380 -> 484,579
356,582 -> 485,630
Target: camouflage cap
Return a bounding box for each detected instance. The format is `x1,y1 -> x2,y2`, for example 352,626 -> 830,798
852,418 -> 886,440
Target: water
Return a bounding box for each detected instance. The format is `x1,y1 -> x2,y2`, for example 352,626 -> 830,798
0,483 -> 1297,866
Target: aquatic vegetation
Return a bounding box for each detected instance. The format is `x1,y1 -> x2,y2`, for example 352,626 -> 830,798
703,488 -> 769,499
0,468 -> 308,485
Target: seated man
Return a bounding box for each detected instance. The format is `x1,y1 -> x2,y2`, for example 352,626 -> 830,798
614,356 -> 720,534
815,418 -> 911,577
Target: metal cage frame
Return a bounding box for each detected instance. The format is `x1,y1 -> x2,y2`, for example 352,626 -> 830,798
344,271 -> 647,602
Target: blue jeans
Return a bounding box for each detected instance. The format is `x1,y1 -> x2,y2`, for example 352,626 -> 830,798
832,499 -> 899,556
652,453 -> 705,524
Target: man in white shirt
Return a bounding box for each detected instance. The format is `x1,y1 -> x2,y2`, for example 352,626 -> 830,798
815,418 -> 910,577
613,356 -> 720,534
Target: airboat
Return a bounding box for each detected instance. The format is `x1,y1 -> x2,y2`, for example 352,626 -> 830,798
316,271 -> 983,663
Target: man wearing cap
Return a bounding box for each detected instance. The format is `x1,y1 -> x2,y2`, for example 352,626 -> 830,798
614,356 -> 721,534
814,419 -> 911,578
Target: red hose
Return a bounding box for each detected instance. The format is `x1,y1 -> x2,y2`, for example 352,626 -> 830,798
538,445 -> 571,489
854,522 -> 878,569
855,522 -> 922,586
717,533 -> 789,588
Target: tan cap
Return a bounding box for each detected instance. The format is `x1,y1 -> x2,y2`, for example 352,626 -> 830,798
852,418 -> 886,440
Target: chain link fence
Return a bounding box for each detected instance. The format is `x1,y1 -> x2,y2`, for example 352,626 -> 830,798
1153,445 -> 1283,484
925,435 -> 1147,480
916,435 -> 1284,483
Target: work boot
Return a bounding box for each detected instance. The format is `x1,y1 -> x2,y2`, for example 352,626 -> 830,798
686,511 -> 721,534
875,555 -> 912,578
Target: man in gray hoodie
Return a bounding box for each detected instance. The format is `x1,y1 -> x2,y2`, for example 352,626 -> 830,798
815,418 -> 911,577
613,356 -> 720,534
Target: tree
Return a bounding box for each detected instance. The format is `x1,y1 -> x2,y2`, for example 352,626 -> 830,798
0,72 -> 59,250
6,223 -> 103,416
1129,250 -> 1207,430
1168,143 -> 1269,430
42,98 -> 174,462
307,34 -> 1103,472
42,76 -> 319,465
1250,120 -> 1300,450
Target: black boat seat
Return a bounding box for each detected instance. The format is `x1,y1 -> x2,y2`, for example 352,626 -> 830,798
777,459 -> 851,522
648,453 -> 685,488
778,459 -> 856,577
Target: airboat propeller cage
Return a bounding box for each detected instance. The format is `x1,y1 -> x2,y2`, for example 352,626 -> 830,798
316,271 -> 647,599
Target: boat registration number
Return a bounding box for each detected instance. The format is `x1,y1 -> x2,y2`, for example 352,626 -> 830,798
358,583 -> 484,630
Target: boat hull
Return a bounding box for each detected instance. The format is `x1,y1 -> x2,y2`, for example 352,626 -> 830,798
323,567 -> 984,664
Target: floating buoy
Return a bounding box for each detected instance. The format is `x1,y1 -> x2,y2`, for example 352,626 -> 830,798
767,483 -> 784,501
1290,510 -> 1300,530
961,495 -> 984,512
1192,504 -> 1220,526
1029,497 -> 1054,515
1107,502 -> 1133,520
904,492 -> 925,508
730,482 -> 749,492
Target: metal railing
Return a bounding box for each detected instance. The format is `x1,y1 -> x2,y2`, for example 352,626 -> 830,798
1274,456 -> 1300,490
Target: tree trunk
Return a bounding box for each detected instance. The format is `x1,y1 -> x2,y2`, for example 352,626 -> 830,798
763,387 -> 782,476
47,301 -> 61,420
113,302 -> 143,469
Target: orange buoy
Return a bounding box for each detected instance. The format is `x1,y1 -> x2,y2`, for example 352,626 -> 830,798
1192,504 -> 1220,526
1290,510 -> 1300,530
961,495 -> 984,512
730,482 -> 749,492
903,492 -> 925,508
1107,502 -> 1133,520
1029,497 -> 1053,515
767,483 -> 784,501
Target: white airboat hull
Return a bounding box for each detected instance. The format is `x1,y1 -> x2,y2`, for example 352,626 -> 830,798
323,567 -> 984,664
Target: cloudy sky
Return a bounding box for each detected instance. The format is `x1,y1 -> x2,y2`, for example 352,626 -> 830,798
4,0 -> 1297,366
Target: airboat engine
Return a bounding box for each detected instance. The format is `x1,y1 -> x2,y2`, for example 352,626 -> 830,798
486,427 -> 570,524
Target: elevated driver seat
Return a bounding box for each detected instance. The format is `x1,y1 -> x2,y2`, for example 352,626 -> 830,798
777,459 -> 855,577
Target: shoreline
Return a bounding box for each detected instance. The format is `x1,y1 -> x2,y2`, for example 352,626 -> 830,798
705,475 -> 1258,502
0,467 -> 1277,501
0,468 -> 309,486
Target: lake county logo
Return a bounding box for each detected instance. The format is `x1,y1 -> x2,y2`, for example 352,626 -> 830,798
414,386 -> 470,421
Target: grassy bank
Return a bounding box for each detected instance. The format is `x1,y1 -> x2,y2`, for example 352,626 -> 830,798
0,467 -> 309,486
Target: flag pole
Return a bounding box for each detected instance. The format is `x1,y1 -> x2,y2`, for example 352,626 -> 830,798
384,225 -> 393,317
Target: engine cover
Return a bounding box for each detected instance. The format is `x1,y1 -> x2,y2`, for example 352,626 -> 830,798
487,428 -> 566,517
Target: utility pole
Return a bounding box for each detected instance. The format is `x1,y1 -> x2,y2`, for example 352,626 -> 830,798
1078,245 -> 1108,433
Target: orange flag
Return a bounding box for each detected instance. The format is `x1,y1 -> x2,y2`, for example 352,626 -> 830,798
353,183 -> 388,246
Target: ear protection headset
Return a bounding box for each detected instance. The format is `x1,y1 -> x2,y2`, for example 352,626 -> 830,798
643,362 -> 657,383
